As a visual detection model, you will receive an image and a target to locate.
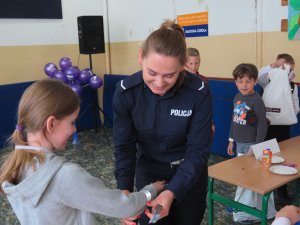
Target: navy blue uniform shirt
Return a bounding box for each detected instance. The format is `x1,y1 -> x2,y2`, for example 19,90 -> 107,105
113,70 -> 212,200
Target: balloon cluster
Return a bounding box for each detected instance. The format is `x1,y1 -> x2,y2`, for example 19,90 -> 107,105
44,57 -> 103,96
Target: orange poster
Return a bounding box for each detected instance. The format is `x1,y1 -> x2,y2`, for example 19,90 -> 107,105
177,12 -> 208,37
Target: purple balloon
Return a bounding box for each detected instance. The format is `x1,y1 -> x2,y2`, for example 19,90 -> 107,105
90,75 -> 103,89
79,70 -> 92,85
70,83 -> 82,96
82,68 -> 93,75
65,66 -> 80,81
59,57 -> 72,70
53,70 -> 68,83
44,63 -> 58,78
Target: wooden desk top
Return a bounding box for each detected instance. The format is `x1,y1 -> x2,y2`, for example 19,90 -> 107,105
208,136 -> 300,195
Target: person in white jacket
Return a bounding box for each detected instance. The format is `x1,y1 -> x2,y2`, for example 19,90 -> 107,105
258,54 -> 300,117
258,53 -> 300,204
271,205 -> 300,225
0,79 -> 165,225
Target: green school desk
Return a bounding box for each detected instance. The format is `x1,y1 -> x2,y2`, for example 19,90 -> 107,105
208,136 -> 300,225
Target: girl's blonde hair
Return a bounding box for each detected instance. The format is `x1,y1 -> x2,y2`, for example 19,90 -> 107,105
0,79 -> 80,193
141,19 -> 186,66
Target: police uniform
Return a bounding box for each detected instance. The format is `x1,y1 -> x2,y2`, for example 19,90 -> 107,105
113,70 -> 212,225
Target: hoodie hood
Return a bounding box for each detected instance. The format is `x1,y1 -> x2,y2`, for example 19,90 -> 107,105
2,153 -> 65,208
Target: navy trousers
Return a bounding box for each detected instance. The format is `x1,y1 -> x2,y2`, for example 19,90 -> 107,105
135,157 -> 207,225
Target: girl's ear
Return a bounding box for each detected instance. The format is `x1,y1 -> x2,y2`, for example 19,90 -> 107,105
46,116 -> 56,133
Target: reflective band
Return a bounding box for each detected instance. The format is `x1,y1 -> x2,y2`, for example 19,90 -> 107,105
141,190 -> 152,201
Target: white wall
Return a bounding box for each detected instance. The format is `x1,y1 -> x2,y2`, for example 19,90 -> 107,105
0,0 -> 289,45
107,0 -> 175,42
0,0 -> 105,46
107,0 -> 288,42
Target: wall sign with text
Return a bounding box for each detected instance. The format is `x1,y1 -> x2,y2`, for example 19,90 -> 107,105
177,12 -> 208,38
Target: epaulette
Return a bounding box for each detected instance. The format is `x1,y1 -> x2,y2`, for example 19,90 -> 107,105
116,71 -> 143,93
183,71 -> 209,95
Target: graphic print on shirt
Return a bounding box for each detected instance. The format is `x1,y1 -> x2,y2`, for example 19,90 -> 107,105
233,100 -> 256,126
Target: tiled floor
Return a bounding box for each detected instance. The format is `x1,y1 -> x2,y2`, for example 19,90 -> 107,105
0,128 -> 297,225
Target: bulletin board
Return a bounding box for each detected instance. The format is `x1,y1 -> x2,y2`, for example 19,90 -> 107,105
288,0 -> 300,40
0,0 -> 62,19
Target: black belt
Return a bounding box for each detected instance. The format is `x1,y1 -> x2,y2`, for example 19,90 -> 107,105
139,155 -> 184,168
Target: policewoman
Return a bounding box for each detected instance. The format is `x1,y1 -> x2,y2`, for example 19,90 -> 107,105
113,20 -> 213,225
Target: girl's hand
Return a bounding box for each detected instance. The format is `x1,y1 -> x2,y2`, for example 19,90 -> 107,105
121,215 -> 139,225
151,181 -> 166,193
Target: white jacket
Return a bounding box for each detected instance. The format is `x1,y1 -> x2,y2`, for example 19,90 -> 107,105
258,65 -> 300,115
271,217 -> 291,225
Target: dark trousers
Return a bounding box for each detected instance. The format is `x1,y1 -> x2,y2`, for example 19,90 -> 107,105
135,157 -> 207,225
266,125 -> 291,197
266,125 -> 290,142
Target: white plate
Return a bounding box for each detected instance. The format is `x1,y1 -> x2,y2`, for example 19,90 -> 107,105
269,165 -> 298,175
258,155 -> 285,164
270,156 -> 285,164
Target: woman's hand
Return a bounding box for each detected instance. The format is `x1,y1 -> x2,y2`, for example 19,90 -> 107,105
144,190 -> 174,221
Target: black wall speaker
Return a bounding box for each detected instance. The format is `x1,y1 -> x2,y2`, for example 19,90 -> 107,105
77,16 -> 105,54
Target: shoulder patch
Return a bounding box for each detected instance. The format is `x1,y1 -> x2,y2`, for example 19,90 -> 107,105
116,71 -> 143,93
183,72 -> 208,94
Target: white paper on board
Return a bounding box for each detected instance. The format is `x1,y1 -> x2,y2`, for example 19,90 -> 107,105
249,138 -> 280,159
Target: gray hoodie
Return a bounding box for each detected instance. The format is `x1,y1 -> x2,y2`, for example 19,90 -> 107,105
2,153 -> 157,225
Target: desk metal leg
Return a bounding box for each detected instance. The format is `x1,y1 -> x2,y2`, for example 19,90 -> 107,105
208,176 -> 272,225
208,177 -> 214,225
261,192 -> 272,225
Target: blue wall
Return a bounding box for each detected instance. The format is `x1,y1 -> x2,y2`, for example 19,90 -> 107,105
0,81 -> 100,149
0,81 -> 34,148
103,74 -> 300,157
102,75 -> 126,127
209,80 -> 236,157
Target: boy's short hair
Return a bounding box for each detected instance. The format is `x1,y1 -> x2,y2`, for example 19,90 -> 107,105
277,53 -> 295,65
232,63 -> 258,80
186,48 -> 200,57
